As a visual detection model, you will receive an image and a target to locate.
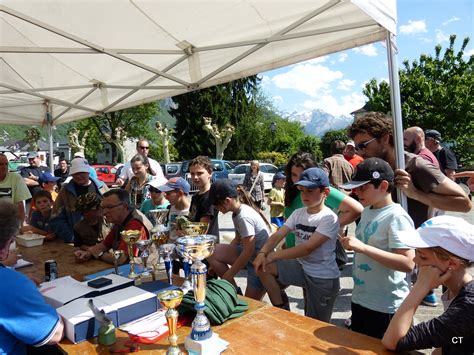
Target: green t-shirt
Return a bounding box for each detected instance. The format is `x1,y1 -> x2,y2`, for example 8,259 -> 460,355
283,186 -> 345,247
0,172 -> 31,204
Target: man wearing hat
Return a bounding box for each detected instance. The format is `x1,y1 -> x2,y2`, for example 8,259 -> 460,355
424,129 -> 458,180
50,158 -> 108,243
19,151 -> 48,198
343,140 -> 364,169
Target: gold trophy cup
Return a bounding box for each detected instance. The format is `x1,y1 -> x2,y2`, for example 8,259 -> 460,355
120,230 -> 141,279
157,289 -> 184,355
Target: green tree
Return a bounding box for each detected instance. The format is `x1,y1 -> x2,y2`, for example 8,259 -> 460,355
170,77 -> 259,159
298,135 -> 323,161
363,35 -> 474,165
320,128 -> 350,159
82,102 -> 159,163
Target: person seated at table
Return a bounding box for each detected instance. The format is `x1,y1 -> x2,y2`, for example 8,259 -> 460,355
0,201 -> 64,353
382,215 -> 473,354
125,154 -> 156,209
73,192 -> 111,250
339,159 -> 416,339
254,168 -> 340,322
140,179 -> 170,225
74,189 -> 153,265
207,179 -> 270,300
20,190 -> 56,241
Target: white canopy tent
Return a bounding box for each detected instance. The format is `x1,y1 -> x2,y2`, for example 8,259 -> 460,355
0,0 -> 405,206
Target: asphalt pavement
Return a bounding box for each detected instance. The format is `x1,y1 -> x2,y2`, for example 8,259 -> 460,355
216,202 -> 474,353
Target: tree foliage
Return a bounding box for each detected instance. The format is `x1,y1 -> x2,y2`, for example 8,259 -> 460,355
320,128 -> 350,159
298,135 -> 323,162
363,35 -> 474,165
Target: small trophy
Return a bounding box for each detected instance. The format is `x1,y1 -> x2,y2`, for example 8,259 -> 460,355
159,243 -> 176,285
112,250 -> 124,275
157,289 -> 184,355
149,208 -> 169,225
177,235 -> 225,354
120,230 -> 141,279
135,239 -> 153,276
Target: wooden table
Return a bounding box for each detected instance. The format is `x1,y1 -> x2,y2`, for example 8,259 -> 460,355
18,240 -> 110,281
18,242 -> 392,354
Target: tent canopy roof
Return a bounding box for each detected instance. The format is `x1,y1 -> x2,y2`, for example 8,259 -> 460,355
0,0 -> 396,126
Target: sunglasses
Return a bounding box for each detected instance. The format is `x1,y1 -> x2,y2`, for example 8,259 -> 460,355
356,137 -> 377,150
139,146 -> 149,150
149,187 -> 161,193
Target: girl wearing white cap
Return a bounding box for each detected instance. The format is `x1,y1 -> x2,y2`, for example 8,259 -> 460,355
382,215 -> 473,354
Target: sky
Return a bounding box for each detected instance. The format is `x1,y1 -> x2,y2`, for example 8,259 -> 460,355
260,0 -> 474,117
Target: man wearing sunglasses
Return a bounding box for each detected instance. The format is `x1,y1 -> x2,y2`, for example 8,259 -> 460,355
116,139 -> 166,187
348,112 -> 471,229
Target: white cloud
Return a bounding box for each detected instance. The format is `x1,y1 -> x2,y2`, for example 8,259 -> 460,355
442,16 -> 460,26
337,79 -> 355,91
303,92 -> 366,117
260,75 -> 271,88
271,63 -> 342,97
400,20 -> 428,35
272,95 -> 283,103
305,56 -> 328,64
352,44 -> 378,57
435,29 -> 449,43
463,48 -> 474,58
338,53 -> 348,62
380,77 -> 389,83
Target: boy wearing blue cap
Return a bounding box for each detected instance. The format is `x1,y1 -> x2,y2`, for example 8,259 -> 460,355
267,172 -> 286,228
254,167 -> 340,322
339,158 -> 416,339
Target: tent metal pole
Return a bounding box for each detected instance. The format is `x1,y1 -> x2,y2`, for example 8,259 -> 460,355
46,103 -> 54,173
386,31 -> 407,210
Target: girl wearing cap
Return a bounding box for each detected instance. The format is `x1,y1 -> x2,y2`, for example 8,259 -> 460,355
382,216 -> 474,354
125,154 -> 155,209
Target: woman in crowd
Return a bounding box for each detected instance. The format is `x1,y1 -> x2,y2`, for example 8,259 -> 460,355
125,154 -> 155,209
243,160 -> 265,210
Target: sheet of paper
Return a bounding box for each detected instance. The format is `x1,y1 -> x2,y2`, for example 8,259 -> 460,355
10,258 -> 33,269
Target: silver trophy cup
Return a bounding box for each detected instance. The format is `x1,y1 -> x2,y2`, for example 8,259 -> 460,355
176,234 -> 216,342
135,239 -> 153,275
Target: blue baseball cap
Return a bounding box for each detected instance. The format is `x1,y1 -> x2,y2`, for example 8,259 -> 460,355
294,167 -> 329,189
39,171 -> 60,184
274,172 -> 286,180
158,177 -> 190,194
207,179 -> 238,206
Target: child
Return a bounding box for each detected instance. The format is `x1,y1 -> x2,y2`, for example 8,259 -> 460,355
382,215 -> 473,353
206,179 -> 270,300
254,167 -> 340,322
73,192 -> 111,250
38,172 -> 59,201
339,158 -> 416,339
140,180 -> 170,224
21,190 -> 55,240
267,172 -> 285,228
188,156 -> 219,239
157,177 -> 190,242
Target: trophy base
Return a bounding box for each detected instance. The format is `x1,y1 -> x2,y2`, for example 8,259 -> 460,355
185,333 -> 229,355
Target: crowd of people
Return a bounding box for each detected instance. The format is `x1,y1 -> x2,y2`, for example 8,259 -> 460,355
0,113 -> 473,354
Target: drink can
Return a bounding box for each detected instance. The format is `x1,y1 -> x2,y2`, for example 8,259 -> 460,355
45,260 -> 58,281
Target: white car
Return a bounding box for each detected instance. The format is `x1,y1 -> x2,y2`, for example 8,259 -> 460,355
228,163 -> 278,191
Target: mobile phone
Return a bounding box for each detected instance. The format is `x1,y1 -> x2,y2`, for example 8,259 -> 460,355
87,277 -> 112,289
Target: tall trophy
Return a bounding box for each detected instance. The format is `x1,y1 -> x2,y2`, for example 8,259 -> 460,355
135,239 -> 153,276
149,208 -> 169,226
157,289 -> 184,355
160,243 -> 176,285
112,250 -> 124,275
176,234 -> 225,354
120,230 -> 141,279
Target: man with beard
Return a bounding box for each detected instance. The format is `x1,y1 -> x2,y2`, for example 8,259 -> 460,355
403,127 -> 439,168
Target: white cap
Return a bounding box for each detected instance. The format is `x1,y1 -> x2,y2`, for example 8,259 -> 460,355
74,152 -> 85,158
70,158 -> 91,175
147,177 -> 168,189
346,140 -> 355,147
398,215 -> 474,262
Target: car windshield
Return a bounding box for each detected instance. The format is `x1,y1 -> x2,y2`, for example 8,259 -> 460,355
234,165 -> 249,174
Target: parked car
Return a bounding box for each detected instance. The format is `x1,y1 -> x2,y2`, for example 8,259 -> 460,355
160,162 -> 182,179
180,159 -> 235,193
228,163 -> 278,191
92,164 -> 117,187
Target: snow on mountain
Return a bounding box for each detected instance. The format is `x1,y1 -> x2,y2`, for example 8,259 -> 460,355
287,109 -> 353,137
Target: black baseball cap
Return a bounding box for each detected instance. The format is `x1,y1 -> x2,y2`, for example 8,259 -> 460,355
425,129 -> 442,142
207,179 -> 238,206
340,157 -> 394,190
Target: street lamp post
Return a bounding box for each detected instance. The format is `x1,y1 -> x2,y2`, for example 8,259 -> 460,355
270,122 -> 277,142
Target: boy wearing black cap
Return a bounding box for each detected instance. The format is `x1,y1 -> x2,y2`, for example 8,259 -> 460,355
254,167 -> 340,322
339,158 -> 416,339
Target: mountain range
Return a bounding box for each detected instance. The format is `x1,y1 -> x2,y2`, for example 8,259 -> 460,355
287,109 -> 354,137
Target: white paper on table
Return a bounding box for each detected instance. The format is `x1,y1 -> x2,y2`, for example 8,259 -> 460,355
10,258 -> 33,269
120,310 -> 168,335
40,276 -> 96,308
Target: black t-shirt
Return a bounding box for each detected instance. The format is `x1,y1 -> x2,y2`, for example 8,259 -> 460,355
189,190 -> 219,241
433,147 -> 458,175
74,182 -> 98,198
54,168 -> 69,186
19,165 -> 49,196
